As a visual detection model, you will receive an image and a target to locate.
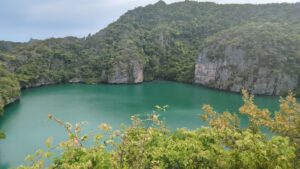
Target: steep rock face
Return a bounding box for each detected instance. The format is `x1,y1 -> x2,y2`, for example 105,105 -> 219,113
107,60 -> 143,84
195,45 -> 298,95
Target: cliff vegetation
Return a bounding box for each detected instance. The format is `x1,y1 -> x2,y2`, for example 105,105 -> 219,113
0,1 -> 300,111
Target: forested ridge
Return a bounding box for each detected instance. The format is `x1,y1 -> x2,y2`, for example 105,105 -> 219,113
1,1 -> 300,113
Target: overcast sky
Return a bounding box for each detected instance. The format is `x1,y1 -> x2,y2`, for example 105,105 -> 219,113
0,0 -> 298,42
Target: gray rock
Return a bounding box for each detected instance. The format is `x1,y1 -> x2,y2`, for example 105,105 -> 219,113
195,45 -> 298,95
131,60 -> 143,83
68,78 -> 83,83
107,60 -> 143,84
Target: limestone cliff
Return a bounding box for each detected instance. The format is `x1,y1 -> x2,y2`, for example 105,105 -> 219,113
107,60 -> 143,84
194,23 -> 300,95
195,45 -> 298,95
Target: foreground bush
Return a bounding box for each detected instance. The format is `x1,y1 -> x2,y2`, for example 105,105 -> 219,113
0,130 -> 5,139
17,91 -> 299,169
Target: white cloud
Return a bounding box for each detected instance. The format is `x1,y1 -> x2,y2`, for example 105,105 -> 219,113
212,0 -> 298,3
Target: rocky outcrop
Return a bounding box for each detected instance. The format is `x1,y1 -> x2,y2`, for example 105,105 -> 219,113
68,78 -> 83,83
195,45 -> 298,95
107,60 -> 143,84
6,96 -> 20,105
21,79 -> 57,89
0,96 -> 20,114
0,88 -> 20,114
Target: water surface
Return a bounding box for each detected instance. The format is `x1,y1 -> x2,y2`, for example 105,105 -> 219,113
0,81 -> 280,168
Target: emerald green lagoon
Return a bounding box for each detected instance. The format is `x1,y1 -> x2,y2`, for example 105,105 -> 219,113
0,81 -> 280,168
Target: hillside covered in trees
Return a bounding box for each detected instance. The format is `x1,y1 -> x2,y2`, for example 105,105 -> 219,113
1,0 -> 300,113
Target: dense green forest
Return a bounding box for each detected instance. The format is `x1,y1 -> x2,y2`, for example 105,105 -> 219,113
17,91 -> 300,169
1,1 -> 300,113
88,0 -> 300,82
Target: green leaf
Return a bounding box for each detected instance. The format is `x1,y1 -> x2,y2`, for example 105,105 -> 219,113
25,155 -> 34,162
45,137 -> 53,149
0,131 -> 5,139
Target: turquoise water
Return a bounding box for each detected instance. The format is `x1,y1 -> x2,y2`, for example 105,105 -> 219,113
0,81 -> 280,168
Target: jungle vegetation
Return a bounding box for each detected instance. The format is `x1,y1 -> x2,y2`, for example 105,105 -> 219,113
1,1 -> 300,113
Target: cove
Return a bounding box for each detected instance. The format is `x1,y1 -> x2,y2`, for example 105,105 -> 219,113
0,81 -> 280,168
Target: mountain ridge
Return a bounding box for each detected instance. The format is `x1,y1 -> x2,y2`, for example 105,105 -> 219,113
0,0 -> 300,113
